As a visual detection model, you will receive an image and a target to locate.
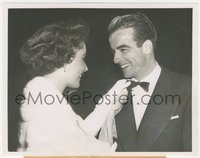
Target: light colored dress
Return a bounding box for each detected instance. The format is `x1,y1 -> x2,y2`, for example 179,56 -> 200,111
18,77 -> 116,154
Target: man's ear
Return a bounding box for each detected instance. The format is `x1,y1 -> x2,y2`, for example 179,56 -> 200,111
142,40 -> 153,55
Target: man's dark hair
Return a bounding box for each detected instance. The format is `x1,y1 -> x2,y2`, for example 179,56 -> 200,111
108,12 -> 157,50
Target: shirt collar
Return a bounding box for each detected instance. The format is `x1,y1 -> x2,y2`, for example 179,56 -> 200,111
131,62 -> 161,93
141,62 -> 161,83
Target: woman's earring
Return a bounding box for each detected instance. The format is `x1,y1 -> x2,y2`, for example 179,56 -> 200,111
63,64 -> 67,72
69,57 -> 74,63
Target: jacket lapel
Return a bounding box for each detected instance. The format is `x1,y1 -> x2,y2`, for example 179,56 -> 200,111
136,68 -> 178,151
115,89 -> 137,151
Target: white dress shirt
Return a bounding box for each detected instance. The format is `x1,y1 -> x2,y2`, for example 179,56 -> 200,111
131,63 -> 161,130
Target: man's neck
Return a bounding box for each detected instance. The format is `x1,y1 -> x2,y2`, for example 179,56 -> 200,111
136,59 -> 157,81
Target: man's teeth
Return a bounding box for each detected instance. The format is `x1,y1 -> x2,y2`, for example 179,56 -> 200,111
121,64 -> 129,69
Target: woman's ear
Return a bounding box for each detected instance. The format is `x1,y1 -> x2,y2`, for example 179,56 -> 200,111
142,40 -> 153,55
63,56 -> 74,71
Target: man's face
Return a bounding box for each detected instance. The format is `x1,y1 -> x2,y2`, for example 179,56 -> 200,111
109,28 -> 148,80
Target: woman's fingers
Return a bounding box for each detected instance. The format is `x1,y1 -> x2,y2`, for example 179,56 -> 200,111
104,79 -> 131,107
109,79 -> 131,94
114,79 -> 131,89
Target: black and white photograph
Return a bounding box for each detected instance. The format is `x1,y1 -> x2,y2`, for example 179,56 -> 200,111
3,3 -> 198,156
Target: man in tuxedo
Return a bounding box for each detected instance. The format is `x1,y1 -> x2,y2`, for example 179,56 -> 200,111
108,13 -> 191,151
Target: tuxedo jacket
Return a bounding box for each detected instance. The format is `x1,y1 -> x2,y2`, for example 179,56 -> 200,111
115,67 -> 192,151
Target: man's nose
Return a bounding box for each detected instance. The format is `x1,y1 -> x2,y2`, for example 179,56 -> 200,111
114,52 -> 121,64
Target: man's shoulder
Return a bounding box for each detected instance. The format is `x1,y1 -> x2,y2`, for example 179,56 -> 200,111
160,66 -> 191,83
158,66 -> 191,93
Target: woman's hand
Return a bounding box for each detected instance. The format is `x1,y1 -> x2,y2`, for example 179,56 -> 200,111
100,79 -> 131,115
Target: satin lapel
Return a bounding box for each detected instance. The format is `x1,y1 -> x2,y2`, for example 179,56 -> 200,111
136,68 -> 178,151
115,92 -> 137,150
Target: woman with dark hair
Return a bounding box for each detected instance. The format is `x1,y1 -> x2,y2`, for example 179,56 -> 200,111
18,20 -> 130,154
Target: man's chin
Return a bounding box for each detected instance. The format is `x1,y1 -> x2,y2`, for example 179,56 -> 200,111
123,72 -> 133,79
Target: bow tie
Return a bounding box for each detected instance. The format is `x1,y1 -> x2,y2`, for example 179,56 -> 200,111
128,80 -> 150,92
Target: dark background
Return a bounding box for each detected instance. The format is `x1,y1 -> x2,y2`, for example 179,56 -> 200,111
8,8 -> 192,151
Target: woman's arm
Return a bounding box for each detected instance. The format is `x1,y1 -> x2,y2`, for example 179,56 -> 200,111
79,79 -> 130,136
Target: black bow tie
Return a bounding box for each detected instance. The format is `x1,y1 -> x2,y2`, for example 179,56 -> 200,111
128,80 -> 150,92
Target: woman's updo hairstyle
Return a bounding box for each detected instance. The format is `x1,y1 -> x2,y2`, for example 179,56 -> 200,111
20,19 -> 89,76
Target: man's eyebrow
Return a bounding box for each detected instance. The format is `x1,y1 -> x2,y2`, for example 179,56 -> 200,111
116,44 -> 131,49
